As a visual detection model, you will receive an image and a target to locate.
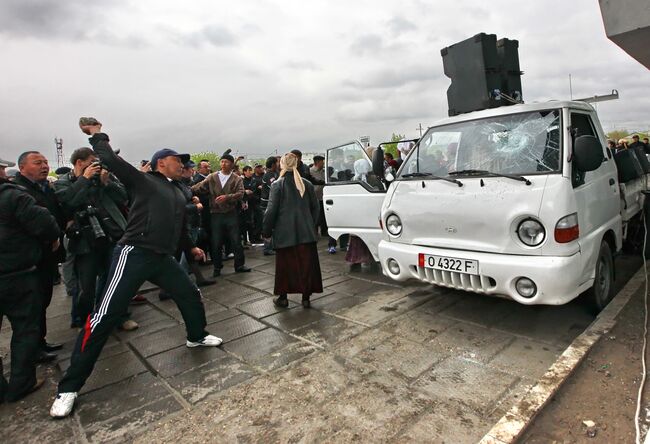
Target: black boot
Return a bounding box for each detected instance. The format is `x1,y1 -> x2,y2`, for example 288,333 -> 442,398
273,294 -> 289,308
302,294 -> 311,308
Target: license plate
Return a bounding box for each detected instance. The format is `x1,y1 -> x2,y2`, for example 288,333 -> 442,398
421,254 -> 479,274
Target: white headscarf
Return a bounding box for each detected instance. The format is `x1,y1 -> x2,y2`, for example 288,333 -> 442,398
280,153 -> 306,197
353,158 -> 371,182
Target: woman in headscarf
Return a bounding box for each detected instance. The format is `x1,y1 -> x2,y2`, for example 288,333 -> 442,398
262,153 -> 323,308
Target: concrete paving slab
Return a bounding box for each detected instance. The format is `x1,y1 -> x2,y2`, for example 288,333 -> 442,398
327,278 -> 383,296
413,356 -> 519,415
440,291 -> 522,327
490,338 -> 566,381
309,292 -> 368,313
75,372 -> 171,426
114,318 -> 179,341
148,344 -> 229,378
395,400 -> 493,443
77,350 -> 149,395
237,296 -> 298,318
84,396 -> 183,443
431,322 -> 516,364
207,313 -> 267,343
292,315 -> 367,348
333,327 -> 396,359
356,334 -> 447,379
205,307 -> 241,324
128,324 -> 188,357
223,327 -> 312,367
263,306 -> 331,331
168,356 -> 259,404
380,310 -> 457,345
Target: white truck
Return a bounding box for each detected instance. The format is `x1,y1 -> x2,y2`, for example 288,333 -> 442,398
324,101 -> 649,310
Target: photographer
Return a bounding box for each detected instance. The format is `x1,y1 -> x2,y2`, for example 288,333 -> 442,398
54,148 -> 135,330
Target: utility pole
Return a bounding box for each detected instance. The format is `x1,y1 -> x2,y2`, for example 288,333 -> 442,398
416,123 -> 424,138
54,137 -> 65,168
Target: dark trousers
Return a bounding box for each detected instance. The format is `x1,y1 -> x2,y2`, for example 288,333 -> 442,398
211,212 -> 245,271
0,270 -> 41,402
317,201 -> 328,237
36,262 -> 55,348
252,204 -> 264,243
74,241 -> 113,322
58,245 -> 208,393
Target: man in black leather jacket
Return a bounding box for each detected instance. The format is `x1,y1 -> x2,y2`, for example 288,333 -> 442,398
0,176 -> 60,402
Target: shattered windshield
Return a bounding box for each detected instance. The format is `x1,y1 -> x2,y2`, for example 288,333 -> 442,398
399,109 -> 561,178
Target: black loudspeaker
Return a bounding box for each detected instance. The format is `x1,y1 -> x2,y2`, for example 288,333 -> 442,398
441,33 -> 523,116
614,149 -> 644,183
632,146 -> 650,173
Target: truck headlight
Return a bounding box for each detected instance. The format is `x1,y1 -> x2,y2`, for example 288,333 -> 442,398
517,218 -> 545,246
386,214 -> 402,236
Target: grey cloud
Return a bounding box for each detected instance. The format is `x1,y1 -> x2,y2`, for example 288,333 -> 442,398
285,60 -> 320,71
349,33 -> 385,56
170,24 -> 238,48
344,65 -> 443,89
387,16 -> 417,35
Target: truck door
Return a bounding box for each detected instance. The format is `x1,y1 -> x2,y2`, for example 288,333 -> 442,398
323,141 -> 387,260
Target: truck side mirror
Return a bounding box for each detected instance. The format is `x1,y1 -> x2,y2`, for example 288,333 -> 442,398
573,135 -> 604,172
372,147 -> 385,178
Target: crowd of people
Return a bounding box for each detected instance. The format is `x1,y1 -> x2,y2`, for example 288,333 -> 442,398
608,134 -> 650,153
0,118 -> 362,417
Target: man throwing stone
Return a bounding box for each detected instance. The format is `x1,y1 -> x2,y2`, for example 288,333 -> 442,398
50,118 -> 222,418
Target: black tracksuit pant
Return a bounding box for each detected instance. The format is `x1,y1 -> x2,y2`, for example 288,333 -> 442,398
211,212 -> 245,272
74,240 -> 113,322
58,244 -> 209,393
0,269 -> 41,402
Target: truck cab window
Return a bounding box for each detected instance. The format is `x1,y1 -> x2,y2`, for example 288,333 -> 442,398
327,143 -> 384,191
570,112 -> 597,188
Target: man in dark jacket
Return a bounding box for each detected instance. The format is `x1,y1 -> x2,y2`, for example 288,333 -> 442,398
260,157 -> 279,255
53,147 -> 134,329
14,151 -> 66,362
51,119 -> 222,418
0,176 -> 60,402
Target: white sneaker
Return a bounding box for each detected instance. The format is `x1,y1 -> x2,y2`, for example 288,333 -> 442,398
186,334 -> 223,348
50,392 -> 78,418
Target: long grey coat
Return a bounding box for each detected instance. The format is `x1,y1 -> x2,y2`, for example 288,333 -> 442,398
262,172 -> 320,249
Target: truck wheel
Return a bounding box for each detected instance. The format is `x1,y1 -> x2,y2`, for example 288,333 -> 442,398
589,241 -> 615,312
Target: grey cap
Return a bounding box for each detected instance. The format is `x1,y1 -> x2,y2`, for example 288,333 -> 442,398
0,158 -> 16,168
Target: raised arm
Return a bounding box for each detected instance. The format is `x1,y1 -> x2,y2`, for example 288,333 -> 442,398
80,119 -> 142,188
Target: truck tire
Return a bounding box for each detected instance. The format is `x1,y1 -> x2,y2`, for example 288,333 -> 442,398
588,241 -> 615,312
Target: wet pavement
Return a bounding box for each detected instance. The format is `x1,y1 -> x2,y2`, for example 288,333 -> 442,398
0,241 -> 641,443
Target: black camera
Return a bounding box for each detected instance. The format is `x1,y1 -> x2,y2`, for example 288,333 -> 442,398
68,205 -> 106,241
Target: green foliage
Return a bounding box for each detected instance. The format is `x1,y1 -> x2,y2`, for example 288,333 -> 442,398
189,151 -> 267,170
382,133 -> 405,159
606,129 -> 629,141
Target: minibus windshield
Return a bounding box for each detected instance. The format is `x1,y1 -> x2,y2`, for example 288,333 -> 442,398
399,109 -> 561,179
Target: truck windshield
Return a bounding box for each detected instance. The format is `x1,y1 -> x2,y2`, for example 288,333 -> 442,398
398,109 -> 561,179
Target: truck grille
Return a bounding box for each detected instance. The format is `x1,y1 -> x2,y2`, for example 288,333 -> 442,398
410,266 -> 497,293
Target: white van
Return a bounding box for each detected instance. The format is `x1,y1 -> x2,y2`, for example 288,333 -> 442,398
324,101 -> 647,310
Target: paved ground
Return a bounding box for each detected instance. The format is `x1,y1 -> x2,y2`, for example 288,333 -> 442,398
0,241 -> 641,443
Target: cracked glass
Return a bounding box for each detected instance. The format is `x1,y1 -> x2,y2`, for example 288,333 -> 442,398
400,109 -> 562,178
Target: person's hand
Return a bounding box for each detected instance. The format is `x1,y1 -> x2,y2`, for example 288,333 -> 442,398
215,195 -> 228,204
191,247 -> 206,262
245,189 -> 253,195
196,202 -> 203,211
51,239 -> 60,252
83,163 -> 102,179
79,119 -> 102,135
191,196 -> 200,204
100,169 -> 110,185
140,162 -> 151,172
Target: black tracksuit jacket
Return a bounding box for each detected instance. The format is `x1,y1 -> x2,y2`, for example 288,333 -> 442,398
89,133 -> 193,256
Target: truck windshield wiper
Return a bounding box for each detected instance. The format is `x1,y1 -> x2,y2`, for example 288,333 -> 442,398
448,169 -> 531,185
401,172 -> 463,187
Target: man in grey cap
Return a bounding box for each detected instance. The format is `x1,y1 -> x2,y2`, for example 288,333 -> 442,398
0,158 -> 16,179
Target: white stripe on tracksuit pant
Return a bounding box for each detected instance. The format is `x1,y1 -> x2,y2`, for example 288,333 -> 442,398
58,244 -> 209,393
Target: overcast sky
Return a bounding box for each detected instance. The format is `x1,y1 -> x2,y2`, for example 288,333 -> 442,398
1,0 -> 648,164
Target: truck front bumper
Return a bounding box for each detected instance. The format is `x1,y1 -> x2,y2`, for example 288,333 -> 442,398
378,241 -> 591,305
